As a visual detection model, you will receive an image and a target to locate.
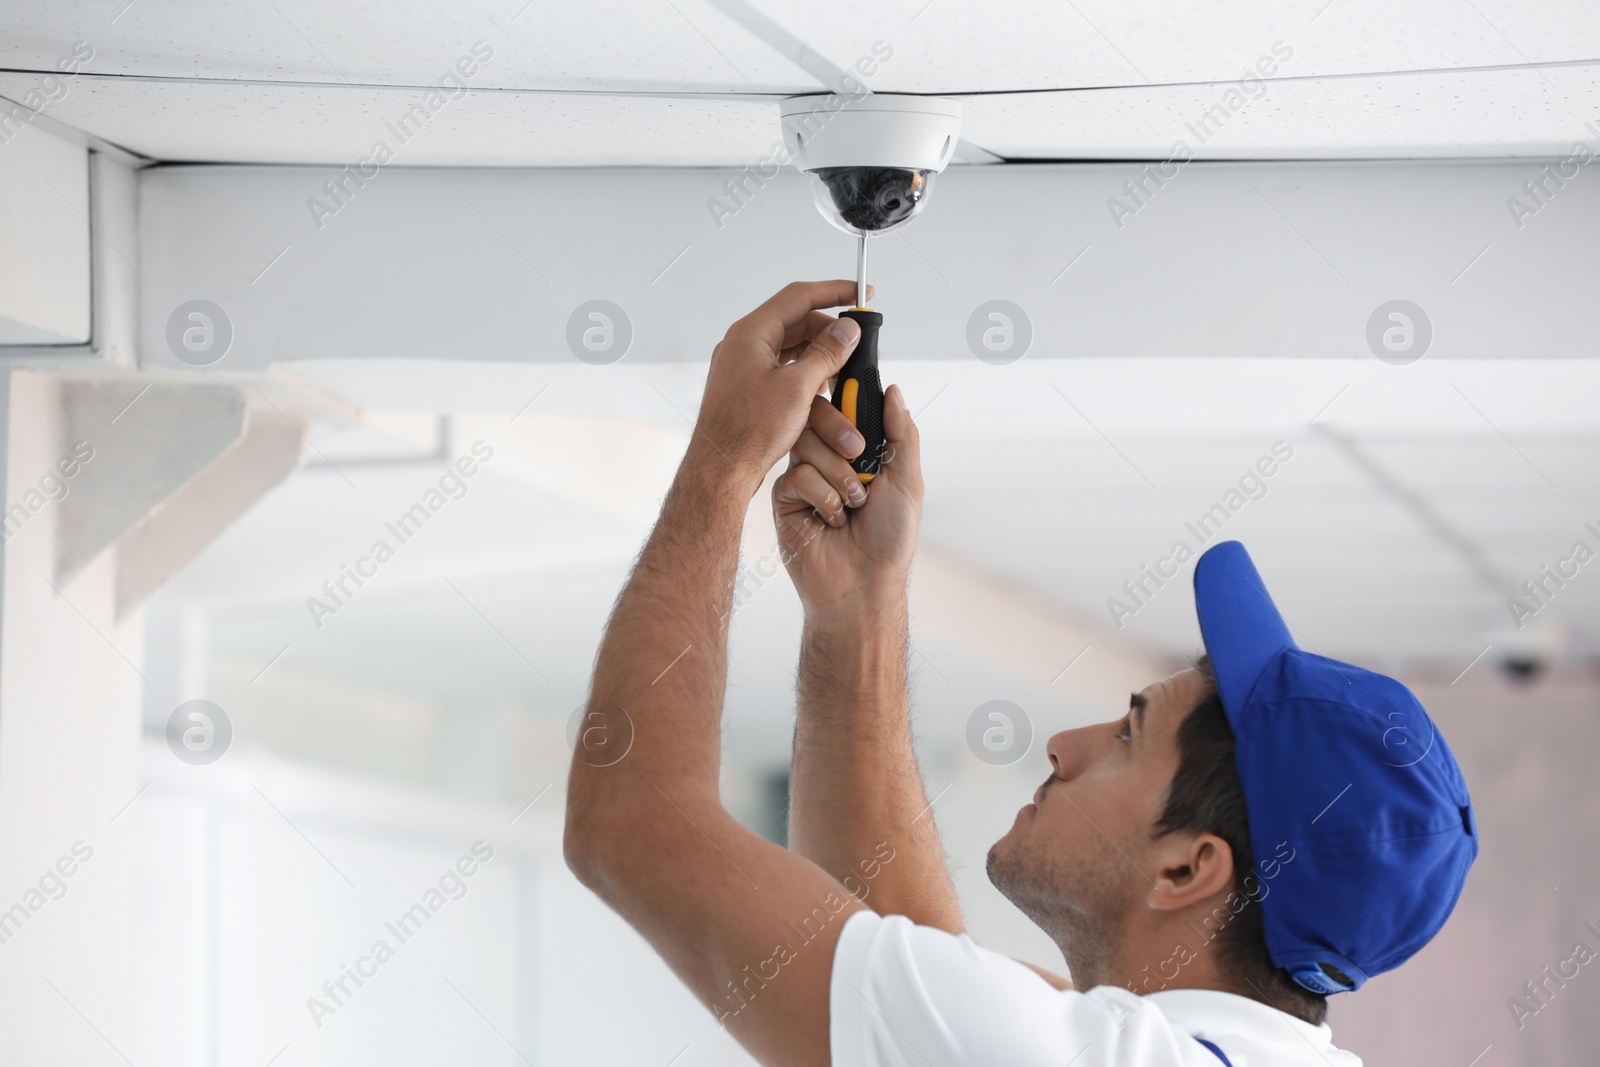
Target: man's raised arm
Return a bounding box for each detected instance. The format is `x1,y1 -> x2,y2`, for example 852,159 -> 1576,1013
564,281 -> 887,1067
772,385 -> 965,934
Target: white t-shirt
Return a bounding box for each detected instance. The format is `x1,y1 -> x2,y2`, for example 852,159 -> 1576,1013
830,911 -> 1363,1067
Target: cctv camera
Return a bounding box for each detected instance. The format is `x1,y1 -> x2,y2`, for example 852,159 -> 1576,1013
1487,617 -> 1567,684
1498,654 -> 1546,683
780,94 -> 962,237
814,166 -> 928,233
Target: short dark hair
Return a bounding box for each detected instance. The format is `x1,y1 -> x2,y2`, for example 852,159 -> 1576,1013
1152,655 -> 1329,1025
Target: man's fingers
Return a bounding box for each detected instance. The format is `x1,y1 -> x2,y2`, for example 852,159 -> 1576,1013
774,463 -> 849,528
779,311 -> 841,363
790,316 -> 861,389
791,428 -> 869,510
806,394 -> 865,459
724,279 -> 877,375
733,281 -> 860,352
764,281 -> 873,348
762,280 -> 858,322
780,291 -> 872,353
882,383 -> 922,484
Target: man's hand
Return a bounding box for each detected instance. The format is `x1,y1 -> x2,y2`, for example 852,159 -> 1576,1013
773,383 -> 923,619
693,280 -> 873,494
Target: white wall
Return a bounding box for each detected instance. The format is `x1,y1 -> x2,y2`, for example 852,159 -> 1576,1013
0,125 -> 90,345
121,739 -> 768,1067
0,369 -> 142,1063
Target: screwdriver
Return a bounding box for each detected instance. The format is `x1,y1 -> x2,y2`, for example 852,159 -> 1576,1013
831,232 -> 886,483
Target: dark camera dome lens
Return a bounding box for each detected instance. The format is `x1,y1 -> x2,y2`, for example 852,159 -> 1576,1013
817,167 -> 928,232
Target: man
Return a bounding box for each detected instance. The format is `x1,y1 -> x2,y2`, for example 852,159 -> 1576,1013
564,281 -> 1478,1066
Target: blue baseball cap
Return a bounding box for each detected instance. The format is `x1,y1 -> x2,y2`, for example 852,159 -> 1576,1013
1193,541 -> 1478,995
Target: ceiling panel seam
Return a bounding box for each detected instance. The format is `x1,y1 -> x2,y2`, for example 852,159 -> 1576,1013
699,0 -> 1005,161
4,55 -> 1596,98
1314,424 -> 1514,596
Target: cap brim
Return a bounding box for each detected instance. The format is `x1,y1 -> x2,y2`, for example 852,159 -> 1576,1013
1194,541 -> 1297,720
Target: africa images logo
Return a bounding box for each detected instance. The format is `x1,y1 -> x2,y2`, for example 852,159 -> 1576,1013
305,441 -> 495,629
1106,441 -> 1294,629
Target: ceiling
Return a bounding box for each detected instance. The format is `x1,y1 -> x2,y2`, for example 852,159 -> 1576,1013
3,0 -> 1599,164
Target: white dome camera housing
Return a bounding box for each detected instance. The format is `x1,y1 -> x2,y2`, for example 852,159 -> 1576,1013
780,94 -> 963,237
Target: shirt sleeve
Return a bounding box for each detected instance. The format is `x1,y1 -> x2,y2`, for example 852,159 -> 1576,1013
829,911 -> 1221,1067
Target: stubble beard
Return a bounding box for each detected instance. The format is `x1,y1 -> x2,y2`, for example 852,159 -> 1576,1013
986,826 -> 1131,991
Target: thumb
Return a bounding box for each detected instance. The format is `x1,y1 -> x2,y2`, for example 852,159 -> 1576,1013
882,384 -> 922,484
791,315 -> 860,389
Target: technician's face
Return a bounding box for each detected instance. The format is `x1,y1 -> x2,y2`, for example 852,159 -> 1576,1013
986,668 -> 1207,939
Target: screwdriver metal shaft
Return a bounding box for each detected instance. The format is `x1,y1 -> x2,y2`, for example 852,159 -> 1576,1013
856,233 -> 869,308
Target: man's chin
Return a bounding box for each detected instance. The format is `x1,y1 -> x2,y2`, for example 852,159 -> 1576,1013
984,832 -> 1019,893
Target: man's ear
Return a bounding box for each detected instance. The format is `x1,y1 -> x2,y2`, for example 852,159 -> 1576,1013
1146,832 -> 1234,913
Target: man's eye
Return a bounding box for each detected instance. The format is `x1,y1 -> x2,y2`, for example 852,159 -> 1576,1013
1116,718 -> 1131,743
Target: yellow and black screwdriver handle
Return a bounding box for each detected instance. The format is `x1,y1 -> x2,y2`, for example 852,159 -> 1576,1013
831,308 -> 886,482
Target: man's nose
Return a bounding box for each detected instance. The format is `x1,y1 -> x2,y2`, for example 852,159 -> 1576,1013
1045,728 -> 1091,781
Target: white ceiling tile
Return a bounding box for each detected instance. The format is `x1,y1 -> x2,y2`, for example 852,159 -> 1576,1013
959,64 -> 1600,158
0,0 -> 820,92
0,76 -> 783,165
740,0 -> 1600,93
6,2 -> 1597,164
14,0 -> 1597,99
1354,438 -> 1588,495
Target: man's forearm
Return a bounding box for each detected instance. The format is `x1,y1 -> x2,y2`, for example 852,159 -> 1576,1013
789,599 -> 965,932
568,442 -> 750,840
